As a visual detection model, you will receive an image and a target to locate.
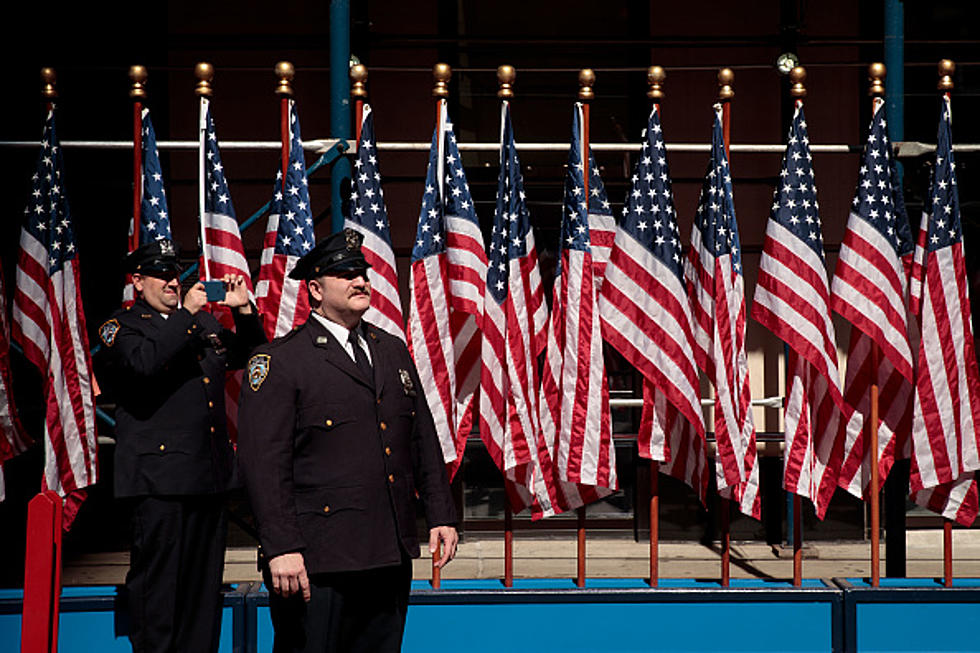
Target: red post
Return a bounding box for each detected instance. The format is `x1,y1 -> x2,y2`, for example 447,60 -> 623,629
793,495 -> 803,586
943,519 -> 953,587
718,74 -> 733,587
132,101 -> 142,252
575,69 -> 595,591
504,503 -> 514,588
280,96 -> 290,194
870,342 -> 881,587
649,462 -> 659,587
21,492 -> 63,653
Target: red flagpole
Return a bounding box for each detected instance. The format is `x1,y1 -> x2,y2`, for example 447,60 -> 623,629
646,66 -> 666,588
351,63 -> 368,143
940,68 -> 956,589
129,66 -> 147,253
430,68 -> 448,590
497,64 -> 517,589
576,68 -> 596,590
275,62 -> 295,197
717,68 -> 734,587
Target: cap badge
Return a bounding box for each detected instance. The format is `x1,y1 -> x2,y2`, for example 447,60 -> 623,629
159,240 -> 174,256
345,228 -> 359,251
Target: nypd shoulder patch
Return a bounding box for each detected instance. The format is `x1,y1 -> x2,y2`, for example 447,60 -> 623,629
99,319 -> 121,347
248,354 -> 272,392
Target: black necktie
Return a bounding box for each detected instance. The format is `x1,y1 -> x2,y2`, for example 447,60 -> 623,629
348,329 -> 372,379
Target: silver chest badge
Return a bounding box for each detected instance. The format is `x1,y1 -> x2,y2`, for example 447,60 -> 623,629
399,369 -> 416,397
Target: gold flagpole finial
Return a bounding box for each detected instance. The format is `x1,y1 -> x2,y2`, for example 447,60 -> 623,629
275,61 -> 295,97
41,67 -> 58,100
578,68 -> 595,101
195,62 -> 214,98
938,59 -> 955,91
433,63 -> 451,98
129,65 -> 148,100
790,66 -> 807,98
718,68 -> 734,101
497,65 -> 515,99
350,63 -> 368,99
868,62 -> 886,97
647,66 -> 665,101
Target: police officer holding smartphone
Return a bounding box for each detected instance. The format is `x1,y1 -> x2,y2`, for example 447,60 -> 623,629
96,239 -> 266,653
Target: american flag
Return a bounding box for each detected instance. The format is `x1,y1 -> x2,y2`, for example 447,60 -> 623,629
345,103 -> 405,341
585,148 -> 616,286
123,108 -> 172,307
908,94 -> 980,526
198,98 -> 254,443
408,100 -> 488,479
540,103 -> 618,510
255,100 -> 315,339
11,107 -> 98,527
1,263 -> 31,502
684,104 -> 759,518
599,104 -> 708,505
831,99 -> 915,500
751,101 -> 843,520
480,100 -> 560,517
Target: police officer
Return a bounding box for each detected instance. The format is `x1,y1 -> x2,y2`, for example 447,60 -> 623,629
96,239 -> 266,653
237,229 -> 458,653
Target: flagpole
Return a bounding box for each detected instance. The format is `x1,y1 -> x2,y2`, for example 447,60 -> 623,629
497,64 -> 516,590
129,66 -> 147,253
647,65 -> 666,589
717,67 -> 734,588
868,62 -> 887,589
351,63 -> 367,143
938,58 -> 956,588
788,66 -> 806,588
431,63 -> 452,591
275,62 -> 295,196
576,68 -> 596,591
196,63 -> 214,282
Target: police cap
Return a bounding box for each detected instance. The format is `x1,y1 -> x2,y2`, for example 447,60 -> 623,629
288,228 -> 371,280
124,239 -> 181,276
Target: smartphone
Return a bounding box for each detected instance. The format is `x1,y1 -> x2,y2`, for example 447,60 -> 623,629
203,280 -> 226,302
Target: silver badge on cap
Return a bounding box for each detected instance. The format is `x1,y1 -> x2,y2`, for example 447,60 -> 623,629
159,240 -> 174,256
345,228 -> 359,251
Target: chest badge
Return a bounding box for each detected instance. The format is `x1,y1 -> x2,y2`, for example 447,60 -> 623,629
99,319 -> 120,347
248,354 -> 271,392
398,369 -> 417,397
205,332 -> 227,356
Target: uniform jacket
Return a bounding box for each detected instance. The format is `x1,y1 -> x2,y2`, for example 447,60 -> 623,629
237,317 -> 456,575
96,299 -> 266,498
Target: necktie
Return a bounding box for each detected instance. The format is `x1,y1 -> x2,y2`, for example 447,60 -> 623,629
348,329 -> 372,379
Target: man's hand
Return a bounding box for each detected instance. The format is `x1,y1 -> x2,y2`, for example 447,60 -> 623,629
267,552 -> 311,601
429,525 -> 458,569
219,274 -> 253,313
183,282 -> 208,315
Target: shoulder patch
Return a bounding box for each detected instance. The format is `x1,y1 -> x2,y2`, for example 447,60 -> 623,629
99,319 -> 121,347
247,354 -> 272,392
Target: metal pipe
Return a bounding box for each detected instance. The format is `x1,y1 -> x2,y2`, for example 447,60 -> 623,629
330,0 -> 352,234
2,139 -> 975,154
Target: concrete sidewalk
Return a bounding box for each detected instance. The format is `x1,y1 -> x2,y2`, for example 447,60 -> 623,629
60,529 -> 980,585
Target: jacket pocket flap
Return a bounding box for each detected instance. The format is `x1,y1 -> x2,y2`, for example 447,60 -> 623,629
294,486 -> 366,515
297,404 -> 357,431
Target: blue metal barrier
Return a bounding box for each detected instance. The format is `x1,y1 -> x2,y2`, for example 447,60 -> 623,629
0,585 -> 247,653
836,578 -> 980,652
